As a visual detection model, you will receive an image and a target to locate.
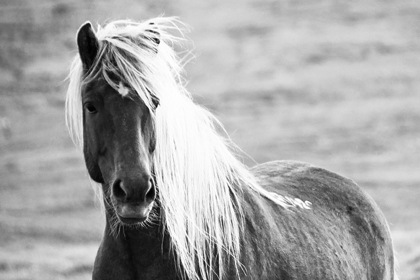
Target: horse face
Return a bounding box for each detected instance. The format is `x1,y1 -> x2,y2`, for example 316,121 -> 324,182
78,23 -> 156,225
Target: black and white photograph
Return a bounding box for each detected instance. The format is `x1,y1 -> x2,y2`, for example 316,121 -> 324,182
0,1 -> 418,279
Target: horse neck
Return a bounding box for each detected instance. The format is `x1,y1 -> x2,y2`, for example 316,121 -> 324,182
96,208 -> 178,279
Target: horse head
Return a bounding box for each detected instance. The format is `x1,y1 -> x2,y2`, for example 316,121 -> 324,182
76,22 -> 160,225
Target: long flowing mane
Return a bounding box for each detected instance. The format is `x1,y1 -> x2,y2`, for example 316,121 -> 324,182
66,17 -> 295,280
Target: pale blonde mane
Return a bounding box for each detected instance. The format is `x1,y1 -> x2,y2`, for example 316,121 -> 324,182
66,17 -> 296,280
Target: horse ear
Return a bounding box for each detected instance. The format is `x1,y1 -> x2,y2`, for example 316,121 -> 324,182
145,23 -> 160,53
77,21 -> 99,71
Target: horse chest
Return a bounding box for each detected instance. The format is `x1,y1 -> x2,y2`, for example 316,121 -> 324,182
93,227 -> 179,280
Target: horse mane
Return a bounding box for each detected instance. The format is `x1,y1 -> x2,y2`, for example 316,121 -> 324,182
66,17 -> 295,280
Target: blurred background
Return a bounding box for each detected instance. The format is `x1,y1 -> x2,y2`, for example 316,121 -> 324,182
0,0 -> 419,279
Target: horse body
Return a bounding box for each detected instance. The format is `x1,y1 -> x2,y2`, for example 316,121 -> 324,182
92,160 -> 394,280
241,161 -> 394,280
66,17 -> 396,280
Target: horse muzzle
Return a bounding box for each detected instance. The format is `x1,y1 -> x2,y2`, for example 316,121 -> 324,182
115,202 -> 154,224
111,175 -> 156,224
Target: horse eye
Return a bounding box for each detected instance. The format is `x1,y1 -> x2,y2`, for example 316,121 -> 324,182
85,103 -> 97,114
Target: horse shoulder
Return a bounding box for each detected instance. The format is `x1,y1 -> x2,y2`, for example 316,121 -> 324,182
239,160 -> 394,280
251,160 -> 391,242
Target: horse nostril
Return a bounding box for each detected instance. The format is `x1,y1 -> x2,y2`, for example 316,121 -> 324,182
113,177 -> 155,203
112,179 -> 127,201
145,178 -> 156,203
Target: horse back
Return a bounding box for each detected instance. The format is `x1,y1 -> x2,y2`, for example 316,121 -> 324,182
237,160 -> 395,280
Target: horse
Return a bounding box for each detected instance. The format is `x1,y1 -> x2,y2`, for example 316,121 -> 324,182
66,17 -> 397,280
